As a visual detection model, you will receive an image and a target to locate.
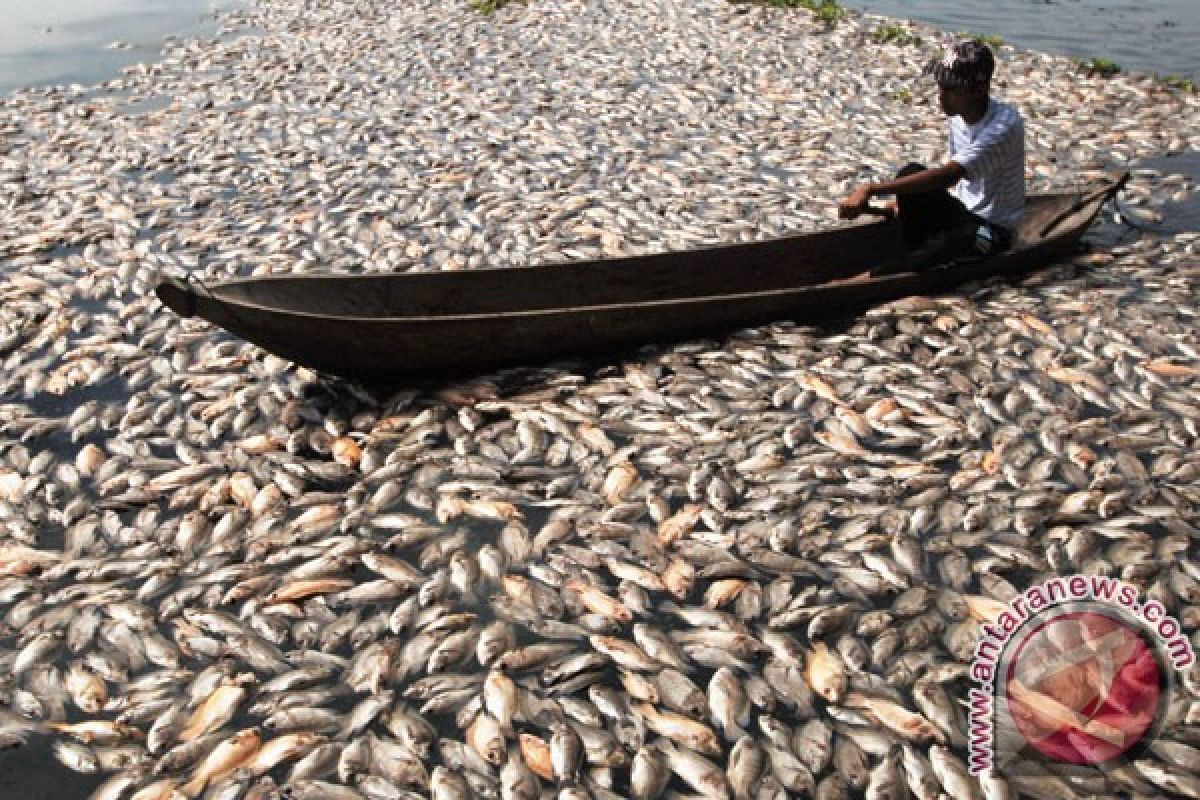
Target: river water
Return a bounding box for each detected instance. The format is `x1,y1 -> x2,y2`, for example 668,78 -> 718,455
844,0 -> 1199,81
0,0 -> 246,95
0,0 -> 1198,97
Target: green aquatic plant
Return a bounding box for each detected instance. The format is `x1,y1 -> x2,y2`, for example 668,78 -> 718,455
977,34 -> 1005,49
812,0 -> 845,25
872,24 -> 920,47
1157,74 -> 1196,93
1074,56 -> 1121,77
469,0 -> 521,14
741,0 -> 818,6
959,33 -> 1004,50
729,0 -> 846,27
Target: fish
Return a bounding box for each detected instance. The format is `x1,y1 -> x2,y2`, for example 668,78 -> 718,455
708,668 -> 749,741
659,740 -> 731,800
466,711 -> 506,766
929,745 -> 983,800
179,682 -> 248,742
517,733 -> 556,782
180,728 -> 261,797
564,580 -> 633,623
47,721 -> 143,746
726,736 -> 764,800
629,744 -> 670,800
237,731 -> 324,777
804,642 -> 847,703
633,703 -> 721,756
549,722 -> 583,783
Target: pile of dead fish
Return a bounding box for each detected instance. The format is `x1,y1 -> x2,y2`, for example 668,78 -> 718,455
1,0 -> 1200,799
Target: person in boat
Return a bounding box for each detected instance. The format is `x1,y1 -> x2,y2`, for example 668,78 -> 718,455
837,39 -> 1025,275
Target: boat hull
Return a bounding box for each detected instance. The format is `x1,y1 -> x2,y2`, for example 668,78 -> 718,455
155,177 -> 1126,379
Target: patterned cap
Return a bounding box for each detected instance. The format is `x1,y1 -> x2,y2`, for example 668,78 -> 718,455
924,39 -> 995,88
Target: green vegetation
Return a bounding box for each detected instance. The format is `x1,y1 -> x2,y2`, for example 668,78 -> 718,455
872,24 -> 921,47
961,33 -> 1005,50
890,87 -> 913,104
811,0 -> 846,26
1156,74 -> 1197,93
1074,56 -> 1121,77
730,0 -> 846,27
469,0 -> 521,14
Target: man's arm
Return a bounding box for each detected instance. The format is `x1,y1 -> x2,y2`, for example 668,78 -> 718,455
838,161 -> 966,219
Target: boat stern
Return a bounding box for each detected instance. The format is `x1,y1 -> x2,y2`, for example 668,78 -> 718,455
155,276 -> 198,318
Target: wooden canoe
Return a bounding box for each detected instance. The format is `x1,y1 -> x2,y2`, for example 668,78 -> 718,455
155,173 -> 1127,379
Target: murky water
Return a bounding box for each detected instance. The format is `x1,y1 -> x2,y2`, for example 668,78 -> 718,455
0,737 -> 106,799
1138,151 -> 1200,234
0,0 -> 246,95
845,0 -> 1199,81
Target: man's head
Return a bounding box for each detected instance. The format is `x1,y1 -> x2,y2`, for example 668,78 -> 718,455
925,39 -> 994,118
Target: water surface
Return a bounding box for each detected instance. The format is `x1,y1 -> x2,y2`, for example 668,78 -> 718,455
844,0 -> 1199,81
0,737 -> 105,799
0,0 -> 245,95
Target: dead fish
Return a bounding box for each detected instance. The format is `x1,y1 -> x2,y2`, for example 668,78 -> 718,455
804,642 -> 846,703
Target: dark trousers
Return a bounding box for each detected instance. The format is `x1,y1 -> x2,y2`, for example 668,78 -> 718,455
874,162 -> 1013,276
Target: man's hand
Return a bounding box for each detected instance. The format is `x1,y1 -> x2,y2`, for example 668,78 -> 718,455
838,185 -> 873,220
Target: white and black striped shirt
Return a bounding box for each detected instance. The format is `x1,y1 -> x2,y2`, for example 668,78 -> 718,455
948,98 -> 1025,230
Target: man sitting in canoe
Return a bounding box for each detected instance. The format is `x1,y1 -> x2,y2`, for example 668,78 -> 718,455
838,39 -> 1025,275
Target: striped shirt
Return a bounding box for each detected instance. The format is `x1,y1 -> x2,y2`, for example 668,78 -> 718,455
948,98 -> 1025,230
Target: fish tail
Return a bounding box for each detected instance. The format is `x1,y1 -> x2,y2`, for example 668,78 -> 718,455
180,774 -> 205,798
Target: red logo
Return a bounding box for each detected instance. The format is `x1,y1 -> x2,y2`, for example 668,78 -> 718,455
1005,610 -> 1162,765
